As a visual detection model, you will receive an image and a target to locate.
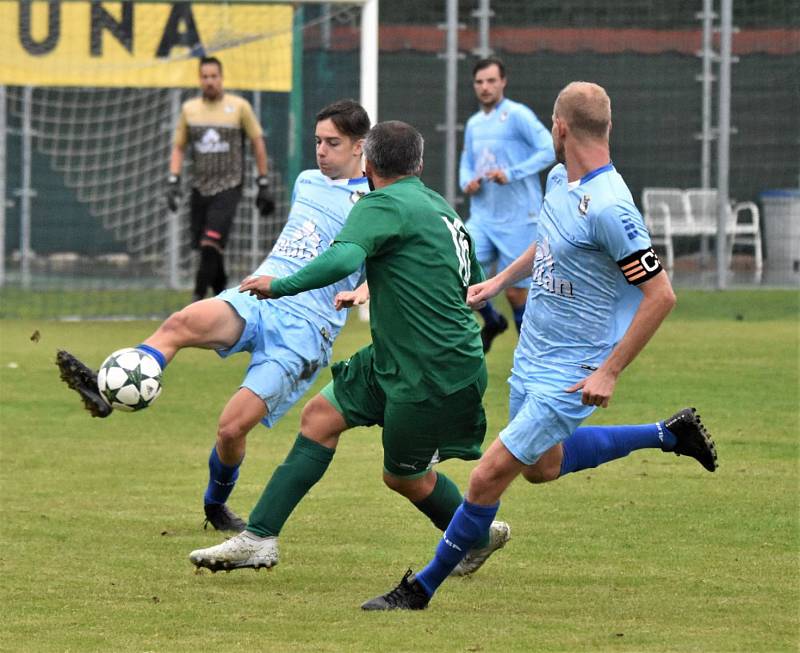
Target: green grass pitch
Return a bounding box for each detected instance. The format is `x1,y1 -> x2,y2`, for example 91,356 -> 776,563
1,290 -> 797,652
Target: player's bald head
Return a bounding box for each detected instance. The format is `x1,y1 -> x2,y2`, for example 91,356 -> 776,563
554,82 -> 611,141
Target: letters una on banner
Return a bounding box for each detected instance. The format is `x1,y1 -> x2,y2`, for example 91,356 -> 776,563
1,1 -> 293,91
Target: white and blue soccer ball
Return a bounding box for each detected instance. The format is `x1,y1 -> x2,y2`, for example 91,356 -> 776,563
97,348 -> 163,412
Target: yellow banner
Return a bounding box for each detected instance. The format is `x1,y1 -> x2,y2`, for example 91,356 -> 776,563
0,1 -> 293,90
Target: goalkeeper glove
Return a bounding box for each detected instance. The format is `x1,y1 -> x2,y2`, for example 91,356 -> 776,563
166,174 -> 181,212
255,175 -> 276,216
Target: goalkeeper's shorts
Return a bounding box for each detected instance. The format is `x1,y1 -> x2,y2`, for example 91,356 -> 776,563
190,185 -> 242,249
215,289 -> 332,427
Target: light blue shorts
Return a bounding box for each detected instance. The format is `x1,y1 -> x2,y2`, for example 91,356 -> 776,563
216,289 -> 333,428
467,217 -> 536,289
499,376 -> 596,465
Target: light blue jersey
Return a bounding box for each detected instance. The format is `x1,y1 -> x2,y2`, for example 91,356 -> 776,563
459,97 -> 555,225
215,169 -> 369,427
514,162 -> 656,389
499,162 -> 660,464
255,169 -> 370,339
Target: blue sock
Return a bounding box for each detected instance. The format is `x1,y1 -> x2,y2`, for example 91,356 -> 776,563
203,446 -> 242,505
135,343 -> 167,370
512,304 -> 525,332
478,302 -> 502,328
560,422 -> 678,476
415,500 -> 499,598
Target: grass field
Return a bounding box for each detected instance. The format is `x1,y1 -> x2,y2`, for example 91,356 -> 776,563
1,289 -> 798,652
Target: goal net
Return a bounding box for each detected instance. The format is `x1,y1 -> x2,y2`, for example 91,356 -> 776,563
1,0 -> 373,318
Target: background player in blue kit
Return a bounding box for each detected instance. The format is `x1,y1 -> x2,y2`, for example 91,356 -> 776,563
460,57 -> 555,351
363,82 -> 717,610
57,100 -> 372,533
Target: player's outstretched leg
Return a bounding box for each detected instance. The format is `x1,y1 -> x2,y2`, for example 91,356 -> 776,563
55,350 -> 113,418
664,407 -> 718,472
450,520 -> 511,577
556,406 -> 718,480
361,570 -> 431,611
189,532 -> 278,572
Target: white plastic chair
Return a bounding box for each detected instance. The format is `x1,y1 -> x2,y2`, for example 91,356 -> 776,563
686,188 -> 763,281
642,188 -> 690,273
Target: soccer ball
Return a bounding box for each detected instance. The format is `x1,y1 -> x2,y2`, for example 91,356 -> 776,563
97,348 -> 163,412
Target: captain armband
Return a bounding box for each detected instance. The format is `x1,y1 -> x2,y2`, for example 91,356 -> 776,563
617,247 -> 663,285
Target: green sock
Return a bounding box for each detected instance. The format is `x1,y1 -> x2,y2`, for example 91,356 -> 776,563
246,433 -> 335,537
413,472 -> 490,549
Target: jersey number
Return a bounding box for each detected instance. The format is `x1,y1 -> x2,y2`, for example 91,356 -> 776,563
441,216 -> 471,287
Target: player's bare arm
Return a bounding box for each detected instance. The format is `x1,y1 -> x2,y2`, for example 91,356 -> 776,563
168,143 -> 185,176
467,241 -> 537,308
334,282 -> 369,310
566,270 -> 676,407
251,135 -> 268,177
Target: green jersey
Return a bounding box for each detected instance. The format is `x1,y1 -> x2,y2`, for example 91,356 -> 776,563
334,176 -> 484,401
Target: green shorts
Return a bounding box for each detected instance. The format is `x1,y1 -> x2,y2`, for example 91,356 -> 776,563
321,345 -> 488,478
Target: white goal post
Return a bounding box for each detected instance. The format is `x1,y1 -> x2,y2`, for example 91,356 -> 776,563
259,0 -> 378,138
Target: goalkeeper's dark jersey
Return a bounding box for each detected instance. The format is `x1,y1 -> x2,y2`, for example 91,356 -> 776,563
334,176 -> 484,401
174,93 -> 262,196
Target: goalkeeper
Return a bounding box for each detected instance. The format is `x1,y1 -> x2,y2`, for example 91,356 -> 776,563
57,100 -> 371,533
166,56 -> 275,302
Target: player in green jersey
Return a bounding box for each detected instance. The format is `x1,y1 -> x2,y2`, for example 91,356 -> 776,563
187,120 -> 511,574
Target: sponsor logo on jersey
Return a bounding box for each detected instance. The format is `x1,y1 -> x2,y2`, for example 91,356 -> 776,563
531,237 -> 575,298
224,104 -> 234,113
195,128 -> 231,154
272,220 -> 323,260
350,190 -> 367,204
499,110 -> 509,122
579,194 -> 591,216
618,247 -> 662,284
476,147 -> 497,177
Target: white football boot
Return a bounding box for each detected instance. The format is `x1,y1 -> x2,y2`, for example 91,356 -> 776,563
189,531 -> 279,572
450,521 -> 511,577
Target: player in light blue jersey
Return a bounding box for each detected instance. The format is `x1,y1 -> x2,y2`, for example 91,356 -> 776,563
460,57 -> 555,351
57,100 -> 372,533
363,82 -> 717,610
